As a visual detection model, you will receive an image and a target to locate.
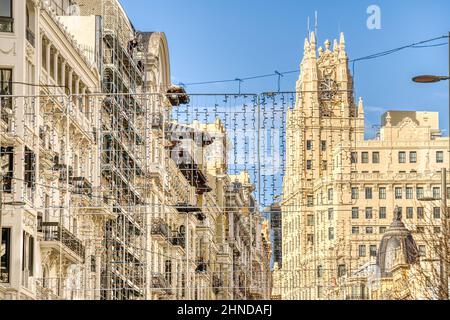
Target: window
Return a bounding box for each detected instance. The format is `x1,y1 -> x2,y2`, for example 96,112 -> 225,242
395,187 -> 402,199
322,161 -> 328,171
307,215 -> 314,226
0,0 -> 13,33
317,265 -> 323,278
1,68 -> 13,121
362,152 -> 369,164
328,189 -> 334,202
379,187 -> 386,200
398,151 -> 406,163
372,152 -> 380,164
436,151 -> 444,163
433,207 -> 441,219
306,140 -> 313,151
338,264 -> 346,277
379,207 -> 387,219
307,234 -> 314,245
365,187 -> 373,200
365,207 -> 373,219
417,187 -> 424,200
370,245 -> 377,257
406,207 -> 414,219
317,286 -> 323,299
351,152 -> 358,164
306,160 -> 312,170
417,207 -> 424,219
410,151 -> 417,163
366,227 -> 373,234
351,187 -> 359,200
328,208 -> 334,220
398,152 -> 406,163
321,141 -> 327,152
307,195 -> 314,207
417,227 -> 425,234
379,227 -> 387,234
406,187 -> 413,200
359,245 -> 366,257
328,227 -> 335,240
433,187 -> 441,199
22,232 -> 34,278
352,227 -> 360,235
419,245 -> 426,257
434,227 -> 441,234
352,207 -> 359,219
1,228 -> 11,283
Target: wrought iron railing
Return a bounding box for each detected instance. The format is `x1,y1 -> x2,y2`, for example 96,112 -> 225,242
39,222 -> 85,260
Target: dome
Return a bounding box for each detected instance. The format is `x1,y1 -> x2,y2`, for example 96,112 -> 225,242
376,207 -> 419,277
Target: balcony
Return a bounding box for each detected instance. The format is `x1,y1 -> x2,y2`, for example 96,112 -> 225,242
71,176 -> 93,199
170,231 -> 185,249
39,222 -> 85,264
148,163 -> 165,186
151,273 -> 172,296
151,218 -> 170,244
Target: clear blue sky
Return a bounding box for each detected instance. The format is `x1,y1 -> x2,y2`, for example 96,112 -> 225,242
121,0 -> 449,135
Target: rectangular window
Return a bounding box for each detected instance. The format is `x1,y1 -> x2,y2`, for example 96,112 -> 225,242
307,195 -> 314,207
306,160 -> 312,170
417,207 -> 424,219
307,215 -> 314,226
370,245 -> 377,257
338,264 -> 346,278
372,152 -> 380,164
352,226 -> 359,235
0,0 -> 13,33
434,227 -> 441,234
328,208 -> 334,220
328,227 -> 335,240
406,207 -> 414,219
436,151 -> 444,163
410,152 -> 417,163
362,152 -> 369,164
379,187 -> 386,200
417,227 -> 425,234
406,187 -> 413,200
359,245 -> 366,257
1,69 -> 13,124
365,207 -> 373,219
379,207 -> 387,219
328,189 -> 333,202
398,152 -> 406,163
433,207 -> 441,219
433,187 -> 441,199
366,227 -> 373,234
307,234 -> 314,244
417,187 -> 424,200
379,227 -> 387,234
306,140 -> 313,151
352,207 -> 359,219
322,161 -> 328,171
395,187 -> 402,199
321,141 -> 327,152
351,187 -> 359,200
419,245 -> 426,257
365,187 -> 373,200
1,228 -> 11,283
351,152 -> 358,164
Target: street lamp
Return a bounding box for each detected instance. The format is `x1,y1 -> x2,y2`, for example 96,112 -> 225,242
413,31 -> 450,300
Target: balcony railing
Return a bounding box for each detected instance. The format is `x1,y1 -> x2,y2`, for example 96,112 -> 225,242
71,176 -> 93,198
26,28 -> 35,47
170,231 -> 185,249
151,218 -> 170,240
151,273 -> 171,295
39,222 -> 85,261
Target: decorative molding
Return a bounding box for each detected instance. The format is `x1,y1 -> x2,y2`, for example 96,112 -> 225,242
0,43 -> 16,56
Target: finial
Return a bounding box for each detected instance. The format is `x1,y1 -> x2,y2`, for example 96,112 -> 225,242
318,47 -> 324,56
324,39 -> 331,51
310,31 -> 316,46
386,112 -> 392,126
333,39 -> 339,52
358,97 -> 364,115
304,37 -> 310,53
340,32 -> 345,47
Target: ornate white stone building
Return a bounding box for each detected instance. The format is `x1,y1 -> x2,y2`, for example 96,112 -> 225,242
281,32 -> 449,300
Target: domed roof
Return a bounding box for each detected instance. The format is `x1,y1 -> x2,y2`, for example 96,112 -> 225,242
377,207 -> 419,277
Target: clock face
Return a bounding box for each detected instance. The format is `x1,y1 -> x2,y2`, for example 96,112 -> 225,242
319,77 -> 338,101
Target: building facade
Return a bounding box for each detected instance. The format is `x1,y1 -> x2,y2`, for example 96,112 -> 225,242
0,0 -> 271,300
281,32 -> 449,300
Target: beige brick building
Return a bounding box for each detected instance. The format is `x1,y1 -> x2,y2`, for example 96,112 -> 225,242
281,32 -> 449,300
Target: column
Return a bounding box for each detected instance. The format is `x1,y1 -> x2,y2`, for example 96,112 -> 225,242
46,42 -> 51,81
54,50 -> 59,84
